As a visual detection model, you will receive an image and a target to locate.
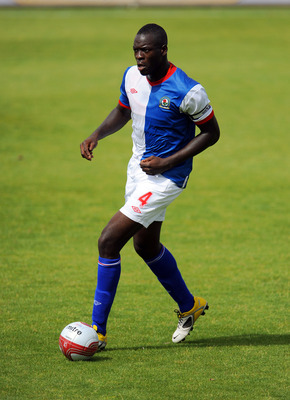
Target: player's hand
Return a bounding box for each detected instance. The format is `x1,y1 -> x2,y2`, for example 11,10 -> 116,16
140,156 -> 170,175
80,137 -> 98,161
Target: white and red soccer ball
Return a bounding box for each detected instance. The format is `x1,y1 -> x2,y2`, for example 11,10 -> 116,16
59,322 -> 99,361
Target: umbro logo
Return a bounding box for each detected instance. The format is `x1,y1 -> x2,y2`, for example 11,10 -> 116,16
132,206 -> 141,214
130,88 -> 138,94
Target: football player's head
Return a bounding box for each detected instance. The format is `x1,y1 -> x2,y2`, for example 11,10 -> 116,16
133,24 -> 169,81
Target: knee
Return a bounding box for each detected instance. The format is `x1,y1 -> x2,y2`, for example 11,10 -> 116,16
98,231 -> 106,254
133,238 -> 161,261
98,230 -> 109,256
133,239 -> 144,259
98,228 -> 119,259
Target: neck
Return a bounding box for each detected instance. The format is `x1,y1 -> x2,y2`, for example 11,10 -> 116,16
147,60 -> 170,82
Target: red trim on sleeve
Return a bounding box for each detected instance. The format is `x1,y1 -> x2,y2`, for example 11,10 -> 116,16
195,109 -> 214,126
118,99 -> 131,109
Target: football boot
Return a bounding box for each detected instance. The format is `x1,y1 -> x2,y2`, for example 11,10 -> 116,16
92,325 -> 107,351
172,296 -> 209,343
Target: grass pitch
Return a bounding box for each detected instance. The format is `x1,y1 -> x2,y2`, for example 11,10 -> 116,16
1,6 -> 289,400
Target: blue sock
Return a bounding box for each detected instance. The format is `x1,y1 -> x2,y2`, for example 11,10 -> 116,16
92,256 -> 121,335
145,245 -> 194,313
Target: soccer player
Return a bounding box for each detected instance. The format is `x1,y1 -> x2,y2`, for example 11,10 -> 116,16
80,24 -> 220,350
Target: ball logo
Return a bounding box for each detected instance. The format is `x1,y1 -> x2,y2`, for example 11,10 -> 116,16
159,96 -> 170,110
67,325 -> 82,335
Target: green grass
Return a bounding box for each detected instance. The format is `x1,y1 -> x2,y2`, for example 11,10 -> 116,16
1,6 -> 289,400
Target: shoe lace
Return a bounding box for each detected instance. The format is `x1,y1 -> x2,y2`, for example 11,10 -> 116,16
174,309 -> 195,331
174,309 -> 186,328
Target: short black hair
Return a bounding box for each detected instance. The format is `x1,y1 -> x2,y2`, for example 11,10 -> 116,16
136,24 -> 168,47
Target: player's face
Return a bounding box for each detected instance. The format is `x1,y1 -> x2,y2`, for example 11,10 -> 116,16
133,33 -> 167,81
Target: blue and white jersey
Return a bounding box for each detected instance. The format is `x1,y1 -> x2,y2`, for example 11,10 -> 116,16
119,63 -> 214,188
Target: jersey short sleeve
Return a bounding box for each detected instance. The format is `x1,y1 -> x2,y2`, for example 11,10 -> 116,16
119,67 -> 131,109
180,84 -> 214,125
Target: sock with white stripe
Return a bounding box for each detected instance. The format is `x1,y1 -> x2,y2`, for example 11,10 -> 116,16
145,245 -> 194,313
92,256 -> 121,335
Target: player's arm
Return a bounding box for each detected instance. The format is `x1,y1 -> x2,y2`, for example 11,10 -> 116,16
80,103 -> 131,161
174,114 -> 220,160
140,115 -> 220,175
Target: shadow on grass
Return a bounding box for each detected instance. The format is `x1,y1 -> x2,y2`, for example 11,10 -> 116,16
104,333 -> 290,352
185,333 -> 290,348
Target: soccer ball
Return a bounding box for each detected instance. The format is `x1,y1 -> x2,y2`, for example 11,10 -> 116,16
59,321 -> 99,361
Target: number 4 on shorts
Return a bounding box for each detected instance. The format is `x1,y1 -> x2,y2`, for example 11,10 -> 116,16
138,192 -> 153,208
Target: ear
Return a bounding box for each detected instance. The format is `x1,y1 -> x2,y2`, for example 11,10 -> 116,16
161,44 -> 168,56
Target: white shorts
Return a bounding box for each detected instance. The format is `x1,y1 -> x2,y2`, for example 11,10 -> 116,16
120,156 -> 183,228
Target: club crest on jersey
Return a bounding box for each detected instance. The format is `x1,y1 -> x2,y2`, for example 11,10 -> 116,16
159,96 -> 170,110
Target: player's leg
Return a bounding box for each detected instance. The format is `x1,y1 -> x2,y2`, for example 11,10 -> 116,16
98,211 -> 142,259
134,223 -> 208,344
92,211 -> 142,348
133,221 -> 163,260
133,222 -> 194,313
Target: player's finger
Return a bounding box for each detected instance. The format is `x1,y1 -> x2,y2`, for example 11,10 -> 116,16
140,163 -> 149,171
141,156 -> 153,163
89,141 -> 96,152
80,142 -> 92,160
